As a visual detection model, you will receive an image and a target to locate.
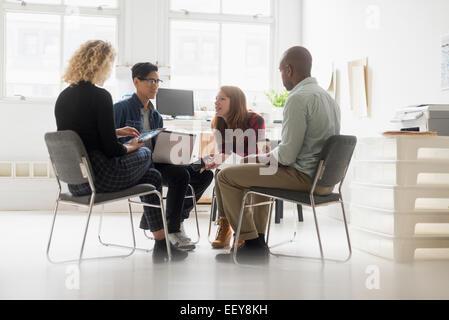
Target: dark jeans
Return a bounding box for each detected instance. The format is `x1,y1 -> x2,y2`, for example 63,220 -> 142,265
155,163 -> 213,233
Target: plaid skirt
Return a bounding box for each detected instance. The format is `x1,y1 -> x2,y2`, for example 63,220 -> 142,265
68,148 -> 164,232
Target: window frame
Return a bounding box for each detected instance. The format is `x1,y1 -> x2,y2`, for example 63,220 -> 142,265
0,0 -> 123,103
166,0 -> 278,108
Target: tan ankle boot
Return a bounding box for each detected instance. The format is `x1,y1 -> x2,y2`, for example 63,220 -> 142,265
211,218 -> 232,249
231,237 -> 245,249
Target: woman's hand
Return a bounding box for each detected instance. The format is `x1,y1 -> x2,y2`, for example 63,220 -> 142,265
200,153 -> 226,172
116,126 -> 140,138
125,137 -> 143,153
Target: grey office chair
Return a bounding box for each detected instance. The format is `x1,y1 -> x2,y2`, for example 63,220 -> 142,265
232,135 -> 357,264
207,182 -> 218,244
45,130 -> 171,264
143,183 -> 201,244
207,139 -> 303,244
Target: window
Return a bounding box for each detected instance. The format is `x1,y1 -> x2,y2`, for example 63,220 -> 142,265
168,0 -> 274,110
1,0 -> 120,100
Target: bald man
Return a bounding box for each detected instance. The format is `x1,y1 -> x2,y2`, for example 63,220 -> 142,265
215,46 -> 341,264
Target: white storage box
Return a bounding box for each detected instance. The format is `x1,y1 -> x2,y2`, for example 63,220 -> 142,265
350,183 -> 449,212
351,226 -> 449,262
350,204 -> 449,236
353,160 -> 449,186
354,136 -> 449,161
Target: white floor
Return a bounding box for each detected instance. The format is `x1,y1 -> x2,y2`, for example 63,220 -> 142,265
1,205 -> 449,300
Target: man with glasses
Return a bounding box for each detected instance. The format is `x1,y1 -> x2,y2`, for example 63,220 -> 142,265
114,62 -> 213,251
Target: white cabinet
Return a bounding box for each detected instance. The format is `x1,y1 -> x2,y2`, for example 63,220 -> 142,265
350,136 -> 449,262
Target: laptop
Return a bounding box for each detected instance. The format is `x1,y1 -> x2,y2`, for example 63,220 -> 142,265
152,130 -> 197,165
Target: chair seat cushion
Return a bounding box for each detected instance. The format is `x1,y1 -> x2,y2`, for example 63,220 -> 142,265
249,187 -> 340,206
60,184 -> 156,206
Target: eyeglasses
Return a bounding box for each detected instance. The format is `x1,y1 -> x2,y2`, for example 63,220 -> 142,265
138,78 -> 163,85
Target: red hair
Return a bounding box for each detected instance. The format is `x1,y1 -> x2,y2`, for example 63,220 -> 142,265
212,86 -> 254,134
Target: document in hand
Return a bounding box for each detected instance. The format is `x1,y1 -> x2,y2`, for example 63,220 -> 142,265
218,153 -> 244,169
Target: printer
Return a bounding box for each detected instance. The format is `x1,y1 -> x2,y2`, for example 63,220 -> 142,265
391,104 -> 449,136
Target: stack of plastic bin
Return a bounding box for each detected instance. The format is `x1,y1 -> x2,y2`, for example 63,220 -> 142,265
350,136 -> 449,262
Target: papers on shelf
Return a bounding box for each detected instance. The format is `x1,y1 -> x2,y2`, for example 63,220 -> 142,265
348,58 -> 369,117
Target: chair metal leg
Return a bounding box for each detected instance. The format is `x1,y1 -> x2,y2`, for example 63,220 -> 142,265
46,196 -> 60,263
265,199 -> 275,247
143,229 -> 153,240
237,191 -> 352,264
97,191 -> 171,260
267,201 -> 297,250
207,187 -> 217,244
138,193 -> 172,260
78,198 -> 95,262
212,196 -> 218,222
310,201 -> 324,259
275,199 -> 282,224
232,191 -> 251,265
297,204 -> 303,222
98,203 -> 147,252
48,197 -> 137,264
146,185 -> 200,245
157,192 -> 171,261
340,199 -> 352,261
188,184 -> 200,244
269,200 -> 351,263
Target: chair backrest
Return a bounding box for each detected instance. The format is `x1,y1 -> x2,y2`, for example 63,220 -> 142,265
315,135 -> 357,187
45,130 -> 94,185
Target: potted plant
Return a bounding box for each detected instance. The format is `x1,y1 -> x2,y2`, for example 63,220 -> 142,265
265,89 -> 289,108
264,89 -> 289,123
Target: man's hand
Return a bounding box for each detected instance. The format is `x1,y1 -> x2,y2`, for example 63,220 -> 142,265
116,126 -> 140,138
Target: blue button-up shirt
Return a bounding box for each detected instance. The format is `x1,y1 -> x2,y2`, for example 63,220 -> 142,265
113,93 -> 164,145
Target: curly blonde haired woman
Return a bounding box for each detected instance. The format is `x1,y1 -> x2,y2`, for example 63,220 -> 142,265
54,40 -> 187,263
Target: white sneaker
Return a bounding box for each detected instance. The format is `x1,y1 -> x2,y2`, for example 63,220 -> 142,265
168,232 -> 195,251
179,222 -> 192,242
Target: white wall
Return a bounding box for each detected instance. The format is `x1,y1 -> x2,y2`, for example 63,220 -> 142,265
302,0 -> 449,137
301,0 -> 449,221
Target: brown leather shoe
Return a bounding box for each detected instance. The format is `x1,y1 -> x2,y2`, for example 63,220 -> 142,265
211,218 -> 232,249
231,237 -> 245,249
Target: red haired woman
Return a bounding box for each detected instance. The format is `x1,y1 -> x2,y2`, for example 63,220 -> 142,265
205,86 -> 266,249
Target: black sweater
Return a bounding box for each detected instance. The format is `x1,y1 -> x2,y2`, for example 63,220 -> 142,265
55,81 -> 126,158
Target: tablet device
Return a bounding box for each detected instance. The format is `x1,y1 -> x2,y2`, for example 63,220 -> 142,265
125,128 -> 164,144
139,128 -> 165,143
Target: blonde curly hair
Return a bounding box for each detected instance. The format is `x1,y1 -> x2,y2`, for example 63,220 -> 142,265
63,40 -> 116,85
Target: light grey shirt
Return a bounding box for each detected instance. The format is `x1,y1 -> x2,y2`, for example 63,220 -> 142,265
141,108 -> 151,132
140,108 -> 152,149
272,77 -> 341,178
